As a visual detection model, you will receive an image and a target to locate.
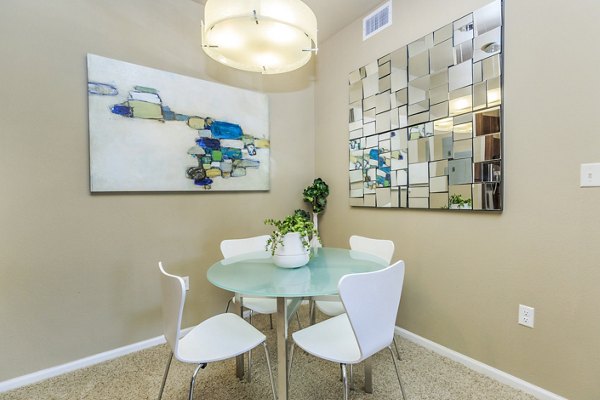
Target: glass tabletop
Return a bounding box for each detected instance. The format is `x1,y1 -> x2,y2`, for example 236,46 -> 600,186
207,247 -> 388,297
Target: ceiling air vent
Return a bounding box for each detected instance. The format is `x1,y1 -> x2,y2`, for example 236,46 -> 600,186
363,1 -> 392,40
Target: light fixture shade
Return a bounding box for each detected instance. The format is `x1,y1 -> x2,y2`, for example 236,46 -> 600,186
202,0 -> 318,74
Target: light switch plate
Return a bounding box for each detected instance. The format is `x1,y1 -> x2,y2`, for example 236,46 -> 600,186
580,163 -> 600,187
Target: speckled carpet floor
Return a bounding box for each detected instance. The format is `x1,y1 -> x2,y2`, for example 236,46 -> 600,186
1,311 -> 536,400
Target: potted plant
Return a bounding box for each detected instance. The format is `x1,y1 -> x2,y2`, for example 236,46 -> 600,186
302,178 -> 329,248
449,194 -> 472,210
264,211 -> 319,268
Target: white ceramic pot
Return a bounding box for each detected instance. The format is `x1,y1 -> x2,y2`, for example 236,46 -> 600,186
272,232 -> 310,269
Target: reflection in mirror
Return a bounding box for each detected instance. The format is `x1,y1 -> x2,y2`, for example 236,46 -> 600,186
473,81 -> 487,110
364,61 -> 378,76
350,128 -> 363,140
453,14 -> 474,46
349,150 -> 363,170
364,108 -> 376,124
454,112 -> 472,125
376,188 -> 392,207
364,122 -> 375,137
400,187 -> 408,208
376,110 -> 391,133
473,26 -> 501,62
453,139 -> 473,159
390,108 -> 399,129
391,150 -> 408,170
376,91 -> 391,113
398,106 -> 408,128
349,169 -> 363,182
408,124 -> 426,140
349,81 -> 362,103
391,188 -> 399,207
409,100 -> 430,116
408,111 -> 430,126
430,39 -> 454,73
430,84 -> 449,105
363,194 -> 376,207
431,101 -> 449,120
474,0 -> 502,36
349,101 -> 362,127
483,54 -> 501,80
409,162 -> 429,184
363,74 -> 379,98
408,33 -> 434,56
430,159 -> 449,177
391,88 -> 408,108
390,128 -> 408,150
474,160 -> 501,182
474,107 -> 500,136
379,61 -> 391,77
473,182 -> 502,210
409,196 -> 429,209
449,184 -> 472,207
349,137 -> 365,150
365,133 -> 378,148
434,117 -> 453,135
449,86 -> 472,116
430,176 -> 448,193
396,169 -> 408,185
409,138 -> 428,163
380,139 -> 391,153
454,40 -> 473,64
434,23 -> 453,45
473,133 -> 501,162
363,95 -> 376,111
408,75 -> 431,104
379,54 -> 391,65
349,69 -> 362,85
379,74 -> 392,92
408,50 -> 430,81
408,185 -> 429,198
430,192 -> 449,208
487,76 -> 501,106
429,133 -> 452,161
449,60 -> 473,91
453,122 -> 473,140
390,47 -> 408,91
473,61 -> 483,83
449,158 -> 472,185
430,70 -> 448,87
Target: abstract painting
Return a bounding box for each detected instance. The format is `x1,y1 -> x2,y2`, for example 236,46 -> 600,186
87,54 -> 269,192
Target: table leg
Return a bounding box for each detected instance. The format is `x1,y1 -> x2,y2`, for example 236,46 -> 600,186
276,297 -> 289,400
236,296 -> 245,380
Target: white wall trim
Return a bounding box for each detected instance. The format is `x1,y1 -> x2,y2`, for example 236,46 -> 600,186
0,327 -> 192,394
395,327 -> 567,400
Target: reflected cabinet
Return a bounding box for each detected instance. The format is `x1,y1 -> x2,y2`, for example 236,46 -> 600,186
348,0 -> 503,211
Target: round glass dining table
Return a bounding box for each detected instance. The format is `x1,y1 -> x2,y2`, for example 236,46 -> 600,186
207,247 -> 388,400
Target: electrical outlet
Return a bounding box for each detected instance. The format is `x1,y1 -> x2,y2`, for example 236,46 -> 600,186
518,304 -> 534,328
183,276 -> 190,291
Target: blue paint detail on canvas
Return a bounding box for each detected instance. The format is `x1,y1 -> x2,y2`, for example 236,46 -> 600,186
221,148 -> 243,160
162,106 -> 176,121
196,137 -> 220,151
88,82 -> 118,96
369,149 -> 379,160
209,121 -> 243,139
194,178 -> 213,186
111,104 -> 132,117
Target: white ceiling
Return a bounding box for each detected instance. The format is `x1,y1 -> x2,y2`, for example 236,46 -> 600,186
192,0 -> 385,42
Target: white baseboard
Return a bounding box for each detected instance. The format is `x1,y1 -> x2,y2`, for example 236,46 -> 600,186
0,327 -> 191,394
395,327 -> 567,400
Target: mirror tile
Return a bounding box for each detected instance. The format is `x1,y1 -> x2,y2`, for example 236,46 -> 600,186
453,14 -> 474,46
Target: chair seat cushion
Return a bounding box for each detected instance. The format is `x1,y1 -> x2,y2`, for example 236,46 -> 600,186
292,313 -> 362,364
177,313 -> 265,363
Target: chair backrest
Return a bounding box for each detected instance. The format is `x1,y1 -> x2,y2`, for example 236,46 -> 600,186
339,260 -> 405,360
349,235 -> 395,264
158,262 -> 185,357
220,235 -> 270,259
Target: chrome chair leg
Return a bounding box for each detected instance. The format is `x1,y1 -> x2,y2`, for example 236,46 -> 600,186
157,352 -> 173,400
188,363 -> 206,400
349,363 -> 354,390
309,299 -> 316,325
247,348 -> 252,383
288,342 -> 296,382
341,363 -> 349,400
296,312 -> 302,329
263,342 -> 277,400
388,346 -> 407,400
269,314 -> 273,329
393,336 -> 402,360
225,298 -> 233,313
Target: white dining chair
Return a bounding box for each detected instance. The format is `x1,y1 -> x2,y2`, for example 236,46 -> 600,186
157,262 -> 276,400
291,260 -> 407,400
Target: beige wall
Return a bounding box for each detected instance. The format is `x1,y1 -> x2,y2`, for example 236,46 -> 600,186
315,0 -> 600,399
0,0 -> 315,381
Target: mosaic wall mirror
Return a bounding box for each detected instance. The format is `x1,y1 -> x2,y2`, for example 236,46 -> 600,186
348,0 -> 503,211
